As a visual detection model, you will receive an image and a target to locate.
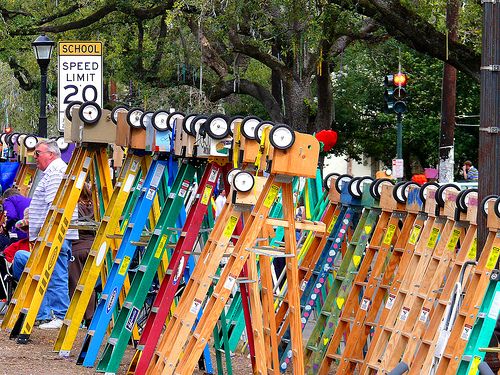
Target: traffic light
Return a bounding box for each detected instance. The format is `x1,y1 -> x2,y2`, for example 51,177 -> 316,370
384,74 -> 395,113
384,72 -> 408,114
393,72 -> 407,113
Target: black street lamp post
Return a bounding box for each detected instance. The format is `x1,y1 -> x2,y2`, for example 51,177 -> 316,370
32,34 -> 55,138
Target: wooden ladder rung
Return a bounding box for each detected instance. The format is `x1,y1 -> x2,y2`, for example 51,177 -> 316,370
246,247 -> 295,257
326,352 -> 341,360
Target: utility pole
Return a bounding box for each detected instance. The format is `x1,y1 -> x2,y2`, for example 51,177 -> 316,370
478,1 -> 500,251
438,0 -> 460,183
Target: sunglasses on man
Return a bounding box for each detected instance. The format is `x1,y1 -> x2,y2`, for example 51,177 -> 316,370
34,150 -> 52,157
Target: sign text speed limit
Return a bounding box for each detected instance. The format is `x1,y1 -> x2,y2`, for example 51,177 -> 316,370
58,41 -> 103,131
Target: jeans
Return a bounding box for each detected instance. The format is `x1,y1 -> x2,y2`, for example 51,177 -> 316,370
12,239 -> 72,320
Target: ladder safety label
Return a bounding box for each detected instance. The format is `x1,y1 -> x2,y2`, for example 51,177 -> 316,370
383,224 -> 396,245
264,185 -> 280,208
399,306 -> 410,321
23,175 -> 31,186
460,324 -> 472,340
446,229 -> 461,252
95,241 -> 107,266
201,186 -> 212,205
136,179 -> 144,190
223,216 -> 238,238
486,247 -> 500,270
76,171 -> 86,189
208,168 -> 218,183
123,174 -> 136,193
360,298 -> 370,311
409,225 -> 422,245
427,227 -> 440,249
155,234 -> 168,258
385,294 -> 396,309
107,287 -> 118,314
179,180 -> 190,198
131,160 -> 139,172
365,226 -> 372,234
83,156 -> 92,169
488,291 -> 500,320
146,187 -> 156,201
151,164 -> 165,187
328,215 -> 338,233
118,256 -> 131,276
125,307 -> 140,332
224,274 -> 237,291
468,238 -> 477,260
419,307 -> 430,322
190,299 -> 202,315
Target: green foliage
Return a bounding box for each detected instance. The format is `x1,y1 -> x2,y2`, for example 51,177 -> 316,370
332,39 -> 479,169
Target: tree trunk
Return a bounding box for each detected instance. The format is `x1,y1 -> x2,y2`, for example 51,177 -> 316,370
315,51 -> 334,133
438,0 -> 459,183
281,74 -> 311,133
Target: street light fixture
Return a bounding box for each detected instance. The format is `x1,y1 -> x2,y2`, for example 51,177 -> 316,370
32,34 -> 55,138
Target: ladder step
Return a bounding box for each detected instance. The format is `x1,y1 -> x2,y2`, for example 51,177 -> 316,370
130,241 -> 149,246
348,358 -> 364,364
340,316 -> 354,323
123,301 -> 133,309
138,265 -> 148,272
167,227 -> 183,232
246,247 -> 294,257
208,275 -> 256,284
76,284 -> 85,291
366,362 -> 381,370
151,306 -> 159,313
33,274 -> 40,281
108,337 -> 118,345
306,344 -> 319,352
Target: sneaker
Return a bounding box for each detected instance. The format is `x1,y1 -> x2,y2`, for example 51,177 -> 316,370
39,318 -> 63,329
34,319 -> 51,327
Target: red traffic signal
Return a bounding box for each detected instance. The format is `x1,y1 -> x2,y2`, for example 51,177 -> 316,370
393,72 -> 407,87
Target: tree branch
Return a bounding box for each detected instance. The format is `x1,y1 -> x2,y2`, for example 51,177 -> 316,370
228,28 -> 287,73
330,0 -> 481,79
39,4 -> 83,25
8,57 -> 34,91
208,79 -> 284,122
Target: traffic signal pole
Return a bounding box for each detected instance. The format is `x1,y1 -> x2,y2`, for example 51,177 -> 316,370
396,112 -> 403,160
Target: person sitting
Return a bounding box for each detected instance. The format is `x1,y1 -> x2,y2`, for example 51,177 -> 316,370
3,210 -> 52,326
2,187 -> 31,242
3,209 -> 31,267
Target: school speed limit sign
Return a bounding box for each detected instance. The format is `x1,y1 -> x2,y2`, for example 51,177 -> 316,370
58,41 -> 103,131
